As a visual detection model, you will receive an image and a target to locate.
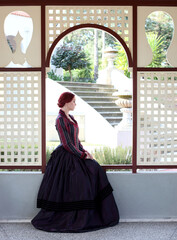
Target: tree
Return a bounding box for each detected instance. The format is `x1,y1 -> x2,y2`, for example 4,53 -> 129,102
94,29 -> 98,81
63,29 -> 94,47
51,43 -> 89,81
63,28 -> 117,73
51,29 -> 119,82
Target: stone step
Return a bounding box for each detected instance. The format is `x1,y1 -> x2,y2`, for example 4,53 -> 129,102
58,85 -> 117,93
58,81 -> 114,88
105,118 -> 121,124
111,122 -> 120,127
81,96 -> 117,102
94,106 -> 121,112
101,115 -> 122,120
105,116 -> 122,120
100,112 -> 122,117
74,91 -> 115,97
57,81 -> 123,126
87,101 -> 117,107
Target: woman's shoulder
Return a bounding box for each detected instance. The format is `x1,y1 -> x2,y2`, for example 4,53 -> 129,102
55,111 -> 65,125
56,113 -> 66,123
55,114 -> 69,132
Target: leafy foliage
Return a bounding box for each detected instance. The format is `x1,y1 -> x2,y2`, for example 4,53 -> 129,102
51,43 -> 90,81
52,29 -> 117,82
61,69 -> 94,82
64,29 -> 94,47
145,11 -> 174,67
47,70 -> 63,81
146,33 -> 165,67
46,145 -> 132,165
114,43 -> 130,78
92,146 -> 132,165
145,12 -> 174,52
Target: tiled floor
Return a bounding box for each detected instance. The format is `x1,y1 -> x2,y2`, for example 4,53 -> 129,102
1,222 -> 177,240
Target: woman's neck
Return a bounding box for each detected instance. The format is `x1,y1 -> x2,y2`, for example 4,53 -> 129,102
61,108 -> 75,123
61,107 -> 69,117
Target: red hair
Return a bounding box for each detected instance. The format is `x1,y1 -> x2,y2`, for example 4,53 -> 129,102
57,92 -> 75,108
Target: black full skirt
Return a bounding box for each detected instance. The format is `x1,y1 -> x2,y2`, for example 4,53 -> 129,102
31,145 -> 119,232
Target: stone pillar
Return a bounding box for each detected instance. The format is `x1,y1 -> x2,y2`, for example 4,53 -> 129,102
115,94 -> 132,147
96,47 -> 118,85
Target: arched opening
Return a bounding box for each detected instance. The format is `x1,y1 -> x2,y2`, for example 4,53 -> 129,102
48,28 -> 131,82
46,25 -> 133,168
46,24 -> 133,68
4,10 -> 33,67
145,11 -> 174,67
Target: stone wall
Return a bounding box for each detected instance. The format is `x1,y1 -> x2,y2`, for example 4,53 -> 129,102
0,172 -> 177,222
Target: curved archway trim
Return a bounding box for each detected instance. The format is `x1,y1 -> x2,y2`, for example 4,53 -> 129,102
46,23 -> 133,68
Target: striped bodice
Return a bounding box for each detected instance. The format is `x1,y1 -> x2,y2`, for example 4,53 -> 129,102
55,109 -> 86,159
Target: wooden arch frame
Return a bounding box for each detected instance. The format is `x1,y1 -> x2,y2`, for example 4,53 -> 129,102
46,23 -> 133,68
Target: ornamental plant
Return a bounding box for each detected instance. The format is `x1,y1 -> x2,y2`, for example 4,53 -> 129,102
146,32 -> 166,67
51,43 -> 89,81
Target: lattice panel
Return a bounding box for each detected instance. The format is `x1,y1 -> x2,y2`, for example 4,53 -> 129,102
46,6 -> 132,54
0,72 -> 41,166
137,72 -> 177,165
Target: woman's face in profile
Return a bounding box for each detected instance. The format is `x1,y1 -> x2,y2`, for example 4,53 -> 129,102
66,97 -> 76,111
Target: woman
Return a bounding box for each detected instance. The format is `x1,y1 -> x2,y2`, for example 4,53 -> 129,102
31,92 -> 119,232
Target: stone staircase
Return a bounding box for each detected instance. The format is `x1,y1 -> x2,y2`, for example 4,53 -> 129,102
58,81 -> 122,127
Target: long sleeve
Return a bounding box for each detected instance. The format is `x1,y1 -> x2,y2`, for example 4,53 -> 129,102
79,140 -> 85,151
56,116 -> 86,159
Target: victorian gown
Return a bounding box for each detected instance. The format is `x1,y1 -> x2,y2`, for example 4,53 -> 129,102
31,109 -> 119,232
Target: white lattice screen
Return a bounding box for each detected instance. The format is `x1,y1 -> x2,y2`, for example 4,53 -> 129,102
137,72 -> 177,165
0,72 -> 41,166
46,6 -> 132,54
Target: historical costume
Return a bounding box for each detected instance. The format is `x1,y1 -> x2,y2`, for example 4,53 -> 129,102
31,92 -> 119,232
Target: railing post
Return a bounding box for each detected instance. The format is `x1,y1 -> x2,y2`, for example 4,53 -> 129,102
41,4 -> 46,173
132,4 -> 137,173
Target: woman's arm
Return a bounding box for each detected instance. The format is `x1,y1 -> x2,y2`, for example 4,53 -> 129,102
56,117 -> 87,159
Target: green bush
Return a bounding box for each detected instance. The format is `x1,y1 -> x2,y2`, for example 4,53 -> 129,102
92,146 -> 132,165
46,146 -> 132,165
47,69 -> 95,83
63,70 -> 94,83
47,70 -> 63,81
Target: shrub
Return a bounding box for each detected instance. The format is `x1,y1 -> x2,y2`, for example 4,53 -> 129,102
47,70 -> 63,81
92,146 -> 132,165
46,146 -> 132,165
